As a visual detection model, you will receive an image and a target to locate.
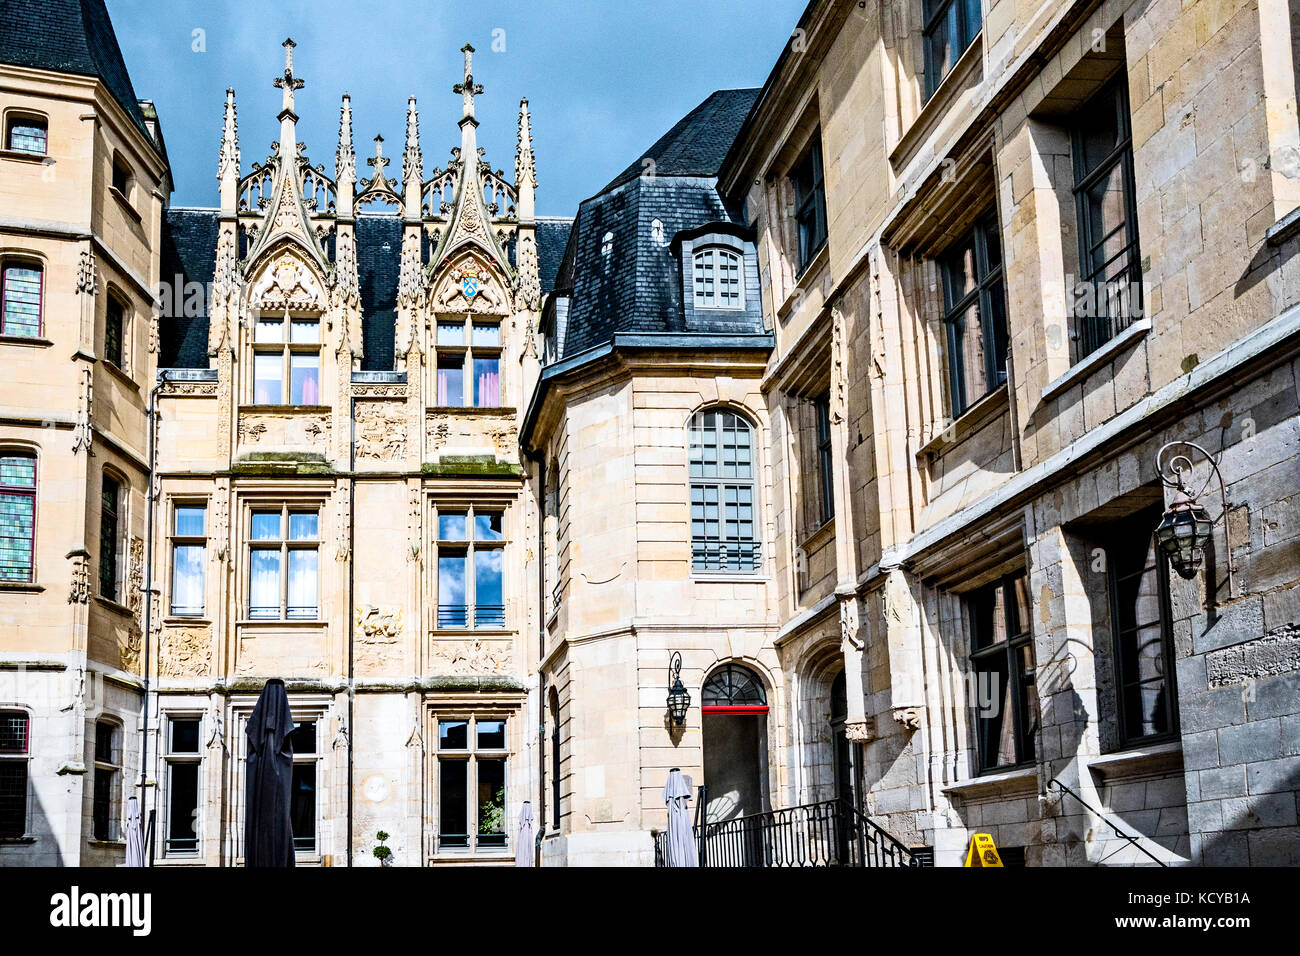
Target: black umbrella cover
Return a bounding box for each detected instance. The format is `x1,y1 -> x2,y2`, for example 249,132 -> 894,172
244,678 -> 296,867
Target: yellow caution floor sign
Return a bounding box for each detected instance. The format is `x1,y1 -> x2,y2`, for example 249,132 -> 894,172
964,832 -> 1003,867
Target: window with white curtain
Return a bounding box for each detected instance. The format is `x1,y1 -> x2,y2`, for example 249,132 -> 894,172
252,315 -> 320,405
169,503 -> 206,616
693,247 -> 743,309
248,506 -> 319,620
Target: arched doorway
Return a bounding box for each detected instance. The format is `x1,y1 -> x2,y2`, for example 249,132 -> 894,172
829,671 -> 858,809
701,663 -> 770,825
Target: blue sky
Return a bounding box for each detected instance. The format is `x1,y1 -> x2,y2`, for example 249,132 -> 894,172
109,0 -> 806,216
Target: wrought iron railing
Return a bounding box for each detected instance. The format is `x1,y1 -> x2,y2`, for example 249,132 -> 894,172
655,793 -> 923,868
436,604 -> 506,628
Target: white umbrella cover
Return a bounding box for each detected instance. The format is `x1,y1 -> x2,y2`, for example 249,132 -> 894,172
662,769 -> 699,867
515,801 -> 535,867
124,795 -> 145,867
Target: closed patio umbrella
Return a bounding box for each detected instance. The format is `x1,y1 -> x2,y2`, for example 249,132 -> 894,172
515,801 -> 534,867
124,795 -> 145,867
244,678 -> 295,867
662,768 -> 698,867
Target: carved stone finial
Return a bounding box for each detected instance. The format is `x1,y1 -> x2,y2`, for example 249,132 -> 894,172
452,43 -> 484,122
403,96 -> 422,187
336,93 -> 355,186
368,134 -> 389,174
218,88 -> 239,182
274,37 -> 304,97
515,97 -> 537,190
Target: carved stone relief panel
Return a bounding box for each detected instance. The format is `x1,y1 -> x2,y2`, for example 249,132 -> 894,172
427,636 -> 514,676
354,401 -> 408,463
424,410 -> 517,459
237,409 -> 332,455
160,626 -> 212,679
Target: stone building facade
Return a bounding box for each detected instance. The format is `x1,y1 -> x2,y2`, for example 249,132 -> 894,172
716,0 -> 1300,865
1,0 -> 1297,867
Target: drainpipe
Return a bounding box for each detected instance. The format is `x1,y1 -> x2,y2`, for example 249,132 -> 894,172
140,369 -> 169,865
533,454 -> 546,864
346,392 -> 356,866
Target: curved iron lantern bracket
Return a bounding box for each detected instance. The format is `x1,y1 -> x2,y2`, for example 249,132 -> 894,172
666,651 -> 690,726
1155,440 -> 1236,599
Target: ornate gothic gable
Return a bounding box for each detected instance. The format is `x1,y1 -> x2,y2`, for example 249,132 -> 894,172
247,245 -> 327,313
239,39 -> 334,275
426,45 -> 515,296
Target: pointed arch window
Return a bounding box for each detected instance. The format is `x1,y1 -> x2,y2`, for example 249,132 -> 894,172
689,408 -> 759,573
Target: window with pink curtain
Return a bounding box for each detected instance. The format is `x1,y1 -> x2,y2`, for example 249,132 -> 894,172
473,357 -> 499,407
438,355 -> 465,407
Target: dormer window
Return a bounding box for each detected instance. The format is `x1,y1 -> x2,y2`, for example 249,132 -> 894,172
693,247 -> 743,310
5,115 -> 46,156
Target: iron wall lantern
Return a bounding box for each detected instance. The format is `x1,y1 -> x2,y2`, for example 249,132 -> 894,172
1155,441 -> 1235,596
667,652 -> 690,725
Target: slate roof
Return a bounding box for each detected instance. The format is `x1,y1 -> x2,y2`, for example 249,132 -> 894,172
160,207 -> 219,369
356,214 -> 401,371
159,209 -> 406,372
601,88 -> 761,193
536,217 -> 572,294
0,0 -> 155,147
553,88 -> 764,360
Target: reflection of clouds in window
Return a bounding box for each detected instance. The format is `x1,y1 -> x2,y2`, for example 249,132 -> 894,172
439,512 -> 467,540
439,555 -> 466,604
475,549 -> 503,605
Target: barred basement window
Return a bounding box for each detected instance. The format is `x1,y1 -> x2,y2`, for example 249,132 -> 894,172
0,711 -> 29,838
435,505 -> 506,629
1071,79 -> 1142,360
689,408 -> 760,572
436,716 -> 508,852
248,506 -> 319,620
923,0 -> 981,99
99,474 -> 122,602
1,261 -> 42,338
693,247 -> 743,309
5,115 -> 46,155
0,452 -> 36,583
165,717 -> 201,856
92,720 -> 120,841
1105,507 -> 1179,746
968,571 -> 1039,773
